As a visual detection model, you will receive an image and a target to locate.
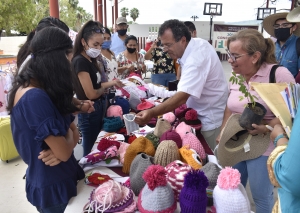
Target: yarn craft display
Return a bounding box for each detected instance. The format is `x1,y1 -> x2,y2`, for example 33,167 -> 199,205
85,172 -> 112,187
85,146 -> 118,164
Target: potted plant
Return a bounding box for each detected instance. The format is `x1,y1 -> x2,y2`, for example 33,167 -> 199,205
229,72 -> 267,130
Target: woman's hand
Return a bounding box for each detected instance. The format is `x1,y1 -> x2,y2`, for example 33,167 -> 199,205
114,79 -> 125,88
216,133 -> 221,144
270,124 -> 285,141
127,64 -> 135,72
38,149 -> 61,166
248,123 -> 269,135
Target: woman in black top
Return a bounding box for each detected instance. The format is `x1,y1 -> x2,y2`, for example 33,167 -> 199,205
72,20 -> 124,156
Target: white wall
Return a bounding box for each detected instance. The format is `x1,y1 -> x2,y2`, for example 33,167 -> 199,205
0,36 -> 26,55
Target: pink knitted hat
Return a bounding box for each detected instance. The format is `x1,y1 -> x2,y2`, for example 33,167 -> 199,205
159,130 -> 182,148
165,160 -> 192,201
180,109 -> 202,130
117,142 -> 130,164
174,104 -> 187,119
182,132 -> 206,159
107,105 -> 123,120
162,112 -> 176,124
175,122 -> 193,139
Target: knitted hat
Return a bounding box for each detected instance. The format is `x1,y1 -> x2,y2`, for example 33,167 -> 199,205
137,100 -> 155,111
175,122 -> 193,139
179,146 -> 202,170
129,91 -> 141,111
200,162 -> 221,189
165,160 -> 192,201
179,170 -> 209,213
130,153 -> 154,195
213,167 -> 251,213
102,116 -> 124,133
107,105 -> 123,119
174,104 -> 187,119
154,140 -> 180,167
180,109 -> 202,130
97,138 -> 121,151
112,96 -> 130,114
182,132 -> 206,159
160,130 -> 182,148
162,112 -> 176,124
138,165 -> 177,213
145,133 -> 160,149
122,137 -> 155,174
117,142 -> 130,164
84,180 -> 135,212
154,118 -> 172,138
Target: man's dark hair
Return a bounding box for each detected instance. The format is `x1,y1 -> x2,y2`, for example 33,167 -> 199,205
158,19 -> 191,42
8,27 -> 78,114
184,21 -> 196,32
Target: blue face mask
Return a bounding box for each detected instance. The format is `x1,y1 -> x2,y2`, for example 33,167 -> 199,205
102,40 -> 112,49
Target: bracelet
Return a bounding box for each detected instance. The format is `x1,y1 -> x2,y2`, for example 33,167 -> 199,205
273,133 -> 288,147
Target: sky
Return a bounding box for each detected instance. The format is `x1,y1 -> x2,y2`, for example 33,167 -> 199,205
78,0 -> 292,27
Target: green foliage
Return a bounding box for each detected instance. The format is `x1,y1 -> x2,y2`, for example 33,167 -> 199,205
120,7 -> 129,18
229,72 -> 258,108
130,8 -> 139,22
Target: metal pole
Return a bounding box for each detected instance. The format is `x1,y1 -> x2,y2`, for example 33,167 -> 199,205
98,0 -> 103,24
112,6 -> 114,28
49,0 -> 59,19
104,0 -> 107,27
209,15 -> 213,44
94,0 -> 98,21
114,0 -> 118,23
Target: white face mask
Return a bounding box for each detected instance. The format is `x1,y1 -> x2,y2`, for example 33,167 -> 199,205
86,47 -> 101,58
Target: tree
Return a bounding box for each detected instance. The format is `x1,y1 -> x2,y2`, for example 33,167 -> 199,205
120,7 -> 129,18
130,8 -> 139,22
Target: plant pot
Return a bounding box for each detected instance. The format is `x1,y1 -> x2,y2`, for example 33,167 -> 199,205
239,102 -> 267,130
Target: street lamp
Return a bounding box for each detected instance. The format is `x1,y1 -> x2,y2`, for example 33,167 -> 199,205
203,2 -> 222,44
191,15 -> 199,21
257,8 -> 276,33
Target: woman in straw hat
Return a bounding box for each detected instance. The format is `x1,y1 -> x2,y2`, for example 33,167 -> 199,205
266,6 -> 300,213
263,12 -> 300,78
217,28 -> 295,213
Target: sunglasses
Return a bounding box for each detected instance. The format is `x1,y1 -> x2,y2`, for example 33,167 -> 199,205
83,27 -> 105,35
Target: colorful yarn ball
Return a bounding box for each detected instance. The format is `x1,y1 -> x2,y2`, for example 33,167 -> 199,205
142,165 -> 167,191
217,167 -> 241,190
94,180 -> 123,206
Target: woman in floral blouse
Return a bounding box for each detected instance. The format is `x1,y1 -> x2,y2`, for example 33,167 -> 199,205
144,38 -> 176,87
116,35 -> 146,79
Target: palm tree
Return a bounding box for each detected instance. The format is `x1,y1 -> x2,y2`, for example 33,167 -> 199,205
120,7 -> 129,18
130,8 -> 139,22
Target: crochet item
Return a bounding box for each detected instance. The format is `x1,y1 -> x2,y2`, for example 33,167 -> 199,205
174,104 -> 187,119
123,114 -> 139,135
122,136 -> 155,174
165,160 -> 192,201
112,96 -> 130,114
160,129 -> 182,148
182,132 -> 206,159
179,146 -> 202,170
180,109 -> 202,130
107,105 -> 123,119
102,116 -> 124,133
145,133 -> 160,149
154,118 -> 172,138
129,91 -> 141,111
130,153 -> 154,195
175,122 -> 194,139
97,138 -> 121,151
117,142 -> 130,164
84,180 -> 135,213
138,165 -> 177,213
213,167 -> 251,213
137,100 -> 155,111
154,140 -> 180,167
85,146 -> 118,165
200,162 -> 221,189
84,172 -> 112,187
162,112 -> 176,124
179,170 -> 209,213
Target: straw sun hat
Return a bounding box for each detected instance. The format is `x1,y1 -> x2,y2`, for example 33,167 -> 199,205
263,12 -> 300,37
287,6 -> 300,22
218,114 -> 270,167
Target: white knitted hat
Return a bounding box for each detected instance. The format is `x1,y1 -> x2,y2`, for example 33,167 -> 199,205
213,167 -> 251,213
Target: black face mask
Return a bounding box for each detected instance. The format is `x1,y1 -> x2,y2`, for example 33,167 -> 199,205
127,47 -> 136,54
274,27 -> 292,42
117,29 -> 127,36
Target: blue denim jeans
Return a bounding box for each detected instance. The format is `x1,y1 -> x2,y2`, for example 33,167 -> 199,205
36,203 -> 67,213
78,99 -> 106,156
233,156 -> 274,213
151,73 -> 176,87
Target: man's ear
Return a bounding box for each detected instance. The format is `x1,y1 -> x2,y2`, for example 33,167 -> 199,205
292,23 -> 297,33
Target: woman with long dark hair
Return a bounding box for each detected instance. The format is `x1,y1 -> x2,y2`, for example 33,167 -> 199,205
7,27 -> 85,213
72,20 -> 124,156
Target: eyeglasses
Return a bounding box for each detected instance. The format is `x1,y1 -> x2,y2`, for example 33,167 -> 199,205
161,41 -> 178,51
273,23 -> 294,29
225,49 -> 248,62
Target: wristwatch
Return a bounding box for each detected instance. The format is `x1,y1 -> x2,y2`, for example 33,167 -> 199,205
273,133 -> 288,147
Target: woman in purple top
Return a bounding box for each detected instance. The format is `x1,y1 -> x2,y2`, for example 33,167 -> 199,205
7,27 -> 84,213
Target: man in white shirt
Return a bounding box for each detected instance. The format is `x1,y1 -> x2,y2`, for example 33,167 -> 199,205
135,19 -> 228,150
110,17 -> 128,57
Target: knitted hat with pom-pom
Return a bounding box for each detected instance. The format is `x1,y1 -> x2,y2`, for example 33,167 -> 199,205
130,153 -> 154,196
213,167 -> 251,213
180,109 -> 202,130
165,160 -> 192,201
162,112 -> 176,124
154,118 -> 172,138
179,170 -> 209,213
179,146 -> 202,170
122,137 -> 155,174
138,165 -> 177,213
182,132 -> 206,159
160,130 -> 182,148
174,104 -> 188,119
145,133 -> 160,149
154,140 -> 180,167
